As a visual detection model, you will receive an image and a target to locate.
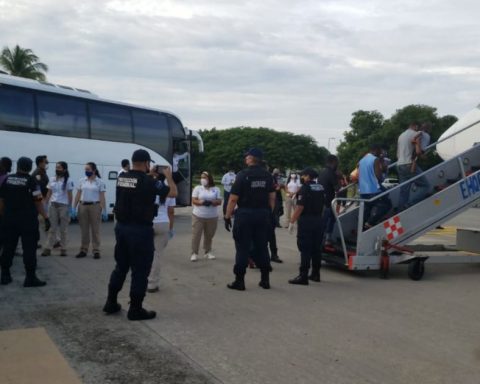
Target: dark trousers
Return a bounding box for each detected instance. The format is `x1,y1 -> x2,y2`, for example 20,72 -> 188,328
360,193 -> 392,227
297,215 -> 324,274
268,213 -> 278,258
273,200 -> 283,227
1,216 -> 39,272
223,190 -> 230,216
0,215 -> 4,254
108,223 -> 154,300
321,206 -> 336,236
233,208 -> 270,275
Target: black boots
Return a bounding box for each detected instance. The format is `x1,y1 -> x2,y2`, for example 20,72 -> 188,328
1,269 -> 46,287
127,296 -> 156,321
270,254 -> 283,263
228,272 -> 271,290
309,266 -> 321,282
1,269 -> 12,285
23,271 -> 46,287
259,269 -> 270,289
103,289 -> 122,314
227,275 -> 245,291
288,273 -> 309,285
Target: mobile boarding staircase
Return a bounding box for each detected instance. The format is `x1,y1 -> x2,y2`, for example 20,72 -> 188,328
325,125 -> 480,280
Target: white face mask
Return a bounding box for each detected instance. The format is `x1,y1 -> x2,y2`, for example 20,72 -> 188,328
200,178 -> 208,187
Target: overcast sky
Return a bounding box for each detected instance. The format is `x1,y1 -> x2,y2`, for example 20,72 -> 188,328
2,0 -> 480,150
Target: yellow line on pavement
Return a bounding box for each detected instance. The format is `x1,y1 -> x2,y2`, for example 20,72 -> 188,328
0,327 -> 82,384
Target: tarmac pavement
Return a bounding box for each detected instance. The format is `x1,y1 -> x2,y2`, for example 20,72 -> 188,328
1,207 -> 480,384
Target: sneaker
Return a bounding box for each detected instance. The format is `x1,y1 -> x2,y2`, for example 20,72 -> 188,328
60,249 -> 67,257
53,241 -> 61,249
41,249 -> 51,257
190,253 -> 198,262
206,252 -> 216,260
93,252 -> 101,259
147,286 -> 159,293
75,251 -> 87,258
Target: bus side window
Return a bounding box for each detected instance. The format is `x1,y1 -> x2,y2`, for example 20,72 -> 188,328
90,102 -> 133,143
0,87 -> 35,132
133,111 -> 170,160
37,93 -> 89,138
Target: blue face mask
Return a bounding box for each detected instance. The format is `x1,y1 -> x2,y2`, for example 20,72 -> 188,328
85,171 -> 94,177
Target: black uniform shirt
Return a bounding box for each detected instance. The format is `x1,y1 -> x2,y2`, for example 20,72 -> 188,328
317,166 -> 338,206
273,174 -> 283,203
114,170 -> 170,226
296,181 -> 325,216
231,165 -> 275,209
31,168 -> 49,198
0,173 -> 42,218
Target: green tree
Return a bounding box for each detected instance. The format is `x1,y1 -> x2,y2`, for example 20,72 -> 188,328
337,105 -> 457,175
0,45 -> 48,81
336,110 -> 385,174
192,127 -> 329,177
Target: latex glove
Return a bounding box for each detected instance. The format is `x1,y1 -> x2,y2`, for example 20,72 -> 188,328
102,211 -> 109,222
203,200 -> 212,207
168,229 -> 175,239
44,218 -> 51,232
224,217 -> 232,232
70,207 -> 77,220
288,222 -> 295,235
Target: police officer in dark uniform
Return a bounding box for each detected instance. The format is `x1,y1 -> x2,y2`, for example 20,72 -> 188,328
31,155 -> 49,199
103,149 -> 174,321
0,157 -> 50,287
288,167 -> 325,285
0,156 -> 13,254
224,148 -> 275,291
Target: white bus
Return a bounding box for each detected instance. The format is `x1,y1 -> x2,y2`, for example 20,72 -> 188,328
0,74 -> 203,211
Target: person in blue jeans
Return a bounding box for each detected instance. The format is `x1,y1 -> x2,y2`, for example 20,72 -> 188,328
396,122 -> 431,210
358,144 -> 392,229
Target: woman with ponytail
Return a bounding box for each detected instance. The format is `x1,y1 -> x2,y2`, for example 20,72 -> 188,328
42,161 -> 74,257
73,162 -> 107,259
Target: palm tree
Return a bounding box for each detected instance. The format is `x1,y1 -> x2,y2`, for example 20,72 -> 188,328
0,45 -> 48,81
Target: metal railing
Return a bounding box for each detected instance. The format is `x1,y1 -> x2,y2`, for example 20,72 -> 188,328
330,119 -> 480,261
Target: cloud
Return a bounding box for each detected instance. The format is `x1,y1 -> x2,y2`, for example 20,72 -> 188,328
1,0 -> 480,149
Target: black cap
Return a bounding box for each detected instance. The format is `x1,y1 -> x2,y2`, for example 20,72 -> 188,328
132,149 -> 155,163
244,147 -> 263,159
17,156 -> 33,172
300,167 -> 318,178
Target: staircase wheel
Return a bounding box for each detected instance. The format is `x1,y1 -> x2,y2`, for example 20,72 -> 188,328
408,259 -> 425,281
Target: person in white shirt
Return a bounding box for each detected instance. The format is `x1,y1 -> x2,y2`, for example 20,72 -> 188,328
41,161 -> 74,257
172,148 -> 189,183
284,172 -> 301,226
190,171 -> 222,261
396,122 -> 430,209
73,162 -> 107,259
419,122 -> 432,152
118,159 -> 130,176
221,170 -> 236,215
147,166 -> 178,292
